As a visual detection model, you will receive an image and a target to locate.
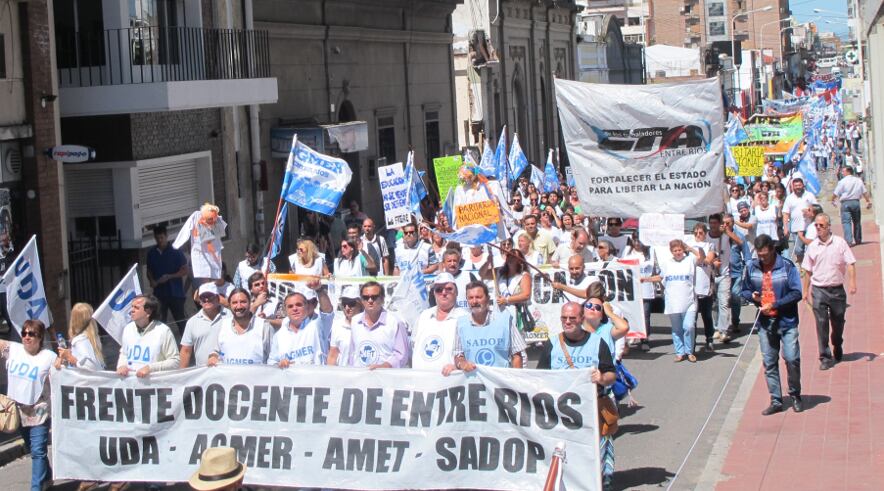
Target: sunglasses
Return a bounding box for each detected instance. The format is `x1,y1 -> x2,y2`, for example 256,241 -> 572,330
199,294 -> 218,302
402,230 -> 416,236
361,294 -> 382,302
433,285 -> 455,294
607,222 -> 621,227
583,303 -> 604,312
342,299 -> 360,308
22,331 -> 39,338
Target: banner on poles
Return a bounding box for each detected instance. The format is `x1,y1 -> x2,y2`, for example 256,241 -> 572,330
52,366 -> 601,490
378,162 -> 411,228
455,200 -> 500,227
2,235 -> 50,334
93,264 -> 142,344
725,146 -> 765,177
433,155 -> 463,204
555,78 -> 725,216
744,114 -> 803,143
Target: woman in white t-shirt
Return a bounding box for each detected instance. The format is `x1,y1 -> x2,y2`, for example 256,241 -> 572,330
514,231 -> 545,266
753,192 -> 780,240
333,239 -> 371,278
686,224 -> 718,352
289,239 -> 329,277
649,239 -> 704,362
462,245 -> 488,272
54,303 -> 105,370
480,249 -> 532,325
1,320 -> 57,490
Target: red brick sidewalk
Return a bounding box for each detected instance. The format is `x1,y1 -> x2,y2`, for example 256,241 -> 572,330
717,222 -> 884,490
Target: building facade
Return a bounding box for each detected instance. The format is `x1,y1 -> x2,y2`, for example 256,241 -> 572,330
452,0 -> 579,167
576,14 -> 645,85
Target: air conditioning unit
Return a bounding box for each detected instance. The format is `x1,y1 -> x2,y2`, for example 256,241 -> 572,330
0,142 -> 23,183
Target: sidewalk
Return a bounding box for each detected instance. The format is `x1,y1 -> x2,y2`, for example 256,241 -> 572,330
717,180 -> 884,489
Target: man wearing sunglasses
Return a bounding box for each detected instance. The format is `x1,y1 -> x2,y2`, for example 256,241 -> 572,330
413,273 -> 468,372
327,286 -> 362,366
394,223 -> 438,275
450,282 -> 526,371
349,281 -> 411,369
180,283 -> 231,367
599,218 -> 631,258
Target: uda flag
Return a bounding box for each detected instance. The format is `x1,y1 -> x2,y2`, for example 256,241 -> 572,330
281,136 -> 352,216
508,133 -> 529,181
93,264 -> 142,343
2,235 -> 51,334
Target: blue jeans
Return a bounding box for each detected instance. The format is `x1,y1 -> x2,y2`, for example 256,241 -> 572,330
757,322 -> 801,406
789,232 -> 806,263
668,306 -> 697,356
840,200 -> 862,245
20,421 -> 51,491
729,276 -> 742,330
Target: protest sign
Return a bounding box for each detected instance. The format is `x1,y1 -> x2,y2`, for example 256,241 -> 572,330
281,136 -> 353,215
745,114 -> 803,143
378,162 -> 411,228
725,146 -> 765,177
455,200 -> 500,227
555,78 -> 725,217
2,235 -> 50,334
433,155 -> 463,204
639,213 -> 685,247
52,366 -> 601,491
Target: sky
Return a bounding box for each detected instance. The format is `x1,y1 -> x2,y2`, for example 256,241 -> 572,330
790,0 -> 851,38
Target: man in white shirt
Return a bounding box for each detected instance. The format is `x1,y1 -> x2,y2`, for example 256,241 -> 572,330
413,273 -> 468,371
551,229 -> 596,267
268,291 -> 326,367
832,166 -> 872,246
394,223 -> 438,274
552,255 -> 599,303
180,283 -> 231,367
207,289 -> 273,366
781,178 -> 818,262
438,249 -> 477,309
362,218 -> 392,275
117,295 -> 180,378
327,286 -> 363,366
349,281 -> 411,368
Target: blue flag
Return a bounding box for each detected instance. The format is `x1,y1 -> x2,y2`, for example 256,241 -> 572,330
725,114 -> 749,146
543,150 -> 560,193
783,139 -> 802,164
437,223 -> 499,246
281,136 -> 353,215
405,151 -> 428,218
478,142 -> 497,178
529,165 -> 543,192
724,142 -> 739,175
269,203 -> 287,259
493,126 -> 508,182
508,133 -> 529,181
797,150 -> 820,195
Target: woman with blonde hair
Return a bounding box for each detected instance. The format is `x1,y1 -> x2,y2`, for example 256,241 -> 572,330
289,238 -> 329,277
54,303 -> 105,370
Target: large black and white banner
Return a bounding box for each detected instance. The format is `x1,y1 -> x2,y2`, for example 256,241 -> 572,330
52,366 -> 601,490
555,78 -> 726,217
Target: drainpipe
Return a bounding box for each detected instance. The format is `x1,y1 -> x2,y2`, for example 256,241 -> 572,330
244,0 -> 264,241
403,9 -> 413,145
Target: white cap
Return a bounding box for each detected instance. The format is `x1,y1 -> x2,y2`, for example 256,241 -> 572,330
433,272 -> 456,285
198,283 -> 218,296
340,285 -> 360,300
296,285 -> 317,301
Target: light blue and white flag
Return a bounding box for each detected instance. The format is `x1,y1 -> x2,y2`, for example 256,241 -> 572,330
724,142 -> 739,175
268,203 -> 287,259
2,235 -> 51,334
529,164 -> 544,192
93,264 -> 142,344
388,253 -> 428,330
543,150 -> 560,193
508,133 -> 529,181
725,114 -> 749,146
438,223 -> 499,246
783,139 -> 802,164
281,135 -> 352,216
405,151 -> 428,219
797,150 -> 820,195
493,126 -> 508,182
478,142 -> 497,179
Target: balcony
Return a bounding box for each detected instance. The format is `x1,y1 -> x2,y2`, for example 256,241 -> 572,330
57,27 -> 278,117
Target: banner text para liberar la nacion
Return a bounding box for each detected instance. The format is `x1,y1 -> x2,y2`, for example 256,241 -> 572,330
52,365 -> 603,490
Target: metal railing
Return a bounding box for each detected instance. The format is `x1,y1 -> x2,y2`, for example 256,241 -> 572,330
57,26 -> 271,88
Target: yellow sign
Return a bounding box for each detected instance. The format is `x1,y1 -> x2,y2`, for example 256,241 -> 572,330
726,146 -> 765,177
455,200 -> 500,227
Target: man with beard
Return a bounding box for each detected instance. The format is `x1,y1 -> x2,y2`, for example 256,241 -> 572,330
207,288 -> 272,366
449,281 -> 526,371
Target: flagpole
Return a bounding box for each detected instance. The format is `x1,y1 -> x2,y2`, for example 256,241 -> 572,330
264,135 -> 297,273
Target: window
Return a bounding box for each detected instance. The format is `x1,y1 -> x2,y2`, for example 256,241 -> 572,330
129,0 -> 180,65
627,17 -> 641,26
0,35 -> 5,79
425,110 -> 441,165
54,0 -> 106,69
709,21 -> 726,37
377,116 -> 396,165
708,3 -> 725,17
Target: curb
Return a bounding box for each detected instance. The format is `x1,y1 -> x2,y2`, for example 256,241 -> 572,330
0,436 -> 27,467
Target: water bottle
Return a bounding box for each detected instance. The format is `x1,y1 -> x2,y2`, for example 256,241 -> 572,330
55,332 -> 68,349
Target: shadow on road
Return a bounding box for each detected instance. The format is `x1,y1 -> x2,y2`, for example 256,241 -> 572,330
842,351 -> 877,362
798,394 -> 832,411
614,466 -> 675,490
616,423 -> 659,436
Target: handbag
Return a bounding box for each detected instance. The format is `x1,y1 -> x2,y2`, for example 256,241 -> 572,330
612,361 -> 639,402
515,303 -> 537,332
557,335 -> 619,436
0,393 -> 20,433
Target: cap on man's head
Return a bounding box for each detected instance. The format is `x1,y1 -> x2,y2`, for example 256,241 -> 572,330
198,283 -> 218,296
433,272 -> 456,285
340,285 -> 360,300
737,201 -> 750,211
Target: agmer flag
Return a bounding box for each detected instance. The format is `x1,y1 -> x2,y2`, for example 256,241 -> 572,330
281,136 -> 352,216
555,78 -> 725,216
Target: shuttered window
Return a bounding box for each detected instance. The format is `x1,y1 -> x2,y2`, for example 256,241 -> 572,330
138,158 -> 199,229
66,168 -> 114,217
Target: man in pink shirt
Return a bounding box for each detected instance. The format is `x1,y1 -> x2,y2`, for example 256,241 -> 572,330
801,213 -> 857,370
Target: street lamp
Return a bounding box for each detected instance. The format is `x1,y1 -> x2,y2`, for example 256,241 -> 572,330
730,5 -> 773,108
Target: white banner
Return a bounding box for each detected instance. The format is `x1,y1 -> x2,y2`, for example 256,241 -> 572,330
555,78 -> 726,217
639,213 -> 685,248
93,264 -> 142,344
378,162 -> 411,228
52,366 -> 601,490
2,235 -> 50,333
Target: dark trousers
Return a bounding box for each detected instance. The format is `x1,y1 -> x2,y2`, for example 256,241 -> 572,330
696,295 -> 715,343
812,285 -> 847,360
156,295 -> 186,336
